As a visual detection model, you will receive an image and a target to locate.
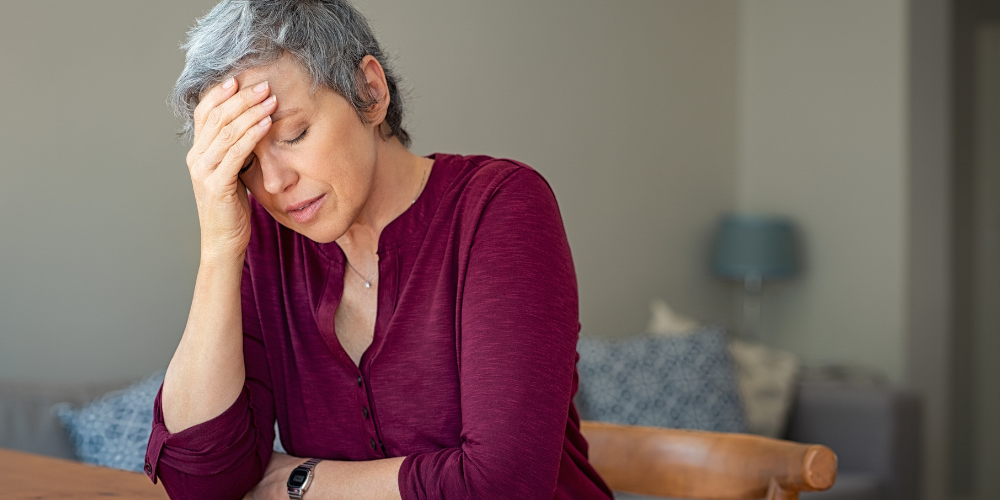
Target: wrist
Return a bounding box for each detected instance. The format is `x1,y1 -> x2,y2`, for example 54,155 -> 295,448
245,453 -> 298,500
199,248 -> 246,270
287,458 -> 323,500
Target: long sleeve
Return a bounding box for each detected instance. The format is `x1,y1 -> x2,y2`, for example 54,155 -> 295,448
398,167 -> 582,499
144,262 -> 276,500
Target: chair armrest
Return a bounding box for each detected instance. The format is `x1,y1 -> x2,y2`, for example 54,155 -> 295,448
582,420 -> 836,499
784,382 -> 921,500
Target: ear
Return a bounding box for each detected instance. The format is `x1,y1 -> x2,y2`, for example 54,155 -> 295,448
359,55 -> 389,126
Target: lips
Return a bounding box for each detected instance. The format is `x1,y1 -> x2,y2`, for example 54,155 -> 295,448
286,194 -> 325,224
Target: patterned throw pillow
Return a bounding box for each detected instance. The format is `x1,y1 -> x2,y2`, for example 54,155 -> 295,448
576,327 -> 748,432
56,371 -> 288,472
55,371 -> 165,472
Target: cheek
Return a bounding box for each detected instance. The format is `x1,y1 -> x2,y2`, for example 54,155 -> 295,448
309,134 -> 377,192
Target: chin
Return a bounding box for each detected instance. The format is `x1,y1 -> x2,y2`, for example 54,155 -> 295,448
304,231 -> 341,244
289,218 -> 348,244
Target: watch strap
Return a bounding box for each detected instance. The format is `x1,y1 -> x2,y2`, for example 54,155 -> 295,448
287,458 -> 323,500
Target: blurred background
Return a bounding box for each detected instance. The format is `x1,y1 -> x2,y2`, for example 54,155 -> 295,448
0,1 -> 994,499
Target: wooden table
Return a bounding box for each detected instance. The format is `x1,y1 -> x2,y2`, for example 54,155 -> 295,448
0,448 -> 169,499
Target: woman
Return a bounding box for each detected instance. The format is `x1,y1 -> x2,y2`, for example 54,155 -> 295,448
145,1 -> 613,499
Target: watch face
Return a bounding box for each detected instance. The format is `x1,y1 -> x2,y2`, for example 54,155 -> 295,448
288,469 -> 309,488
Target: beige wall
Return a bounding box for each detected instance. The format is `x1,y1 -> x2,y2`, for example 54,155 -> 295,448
356,0 -> 740,339
735,0 -> 910,383
0,1 -> 214,384
0,1 -> 740,383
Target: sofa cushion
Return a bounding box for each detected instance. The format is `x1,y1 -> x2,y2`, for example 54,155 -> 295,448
576,327 -> 747,432
645,298 -> 799,437
55,371 -> 165,472
729,339 -> 800,437
50,372 -> 287,471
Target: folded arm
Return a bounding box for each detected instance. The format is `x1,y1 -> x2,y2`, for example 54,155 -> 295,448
397,167 -> 581,500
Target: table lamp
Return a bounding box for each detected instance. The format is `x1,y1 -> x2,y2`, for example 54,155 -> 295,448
711,214 -> 799,340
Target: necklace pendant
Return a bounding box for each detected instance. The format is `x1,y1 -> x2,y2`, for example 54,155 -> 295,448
364,281 -> 371,289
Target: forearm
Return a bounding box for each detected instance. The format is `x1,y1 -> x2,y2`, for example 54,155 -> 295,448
162,252 -> 247,433
248,453 -> 404,500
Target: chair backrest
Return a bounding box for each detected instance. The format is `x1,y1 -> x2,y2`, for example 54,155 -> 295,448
581,421 -> 837,500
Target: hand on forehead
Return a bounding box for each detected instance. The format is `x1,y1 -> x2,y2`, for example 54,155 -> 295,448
234,55 -> 315,122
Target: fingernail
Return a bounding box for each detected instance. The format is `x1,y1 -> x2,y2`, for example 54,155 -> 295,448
253,81 -> 269,93
258,116 -> 271,127
263,96 -> 276,106
222,77 -> 235,90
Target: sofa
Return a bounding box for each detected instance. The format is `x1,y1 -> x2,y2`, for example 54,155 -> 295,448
783,382 -> 921,500
0,375 -> 919,500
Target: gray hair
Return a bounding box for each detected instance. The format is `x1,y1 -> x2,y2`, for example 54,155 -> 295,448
170,0 -> 410,146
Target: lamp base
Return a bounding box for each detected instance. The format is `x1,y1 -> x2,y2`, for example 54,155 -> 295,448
741,272 -> 762,340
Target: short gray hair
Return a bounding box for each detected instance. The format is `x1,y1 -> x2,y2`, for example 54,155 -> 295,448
170,0 -> 410,146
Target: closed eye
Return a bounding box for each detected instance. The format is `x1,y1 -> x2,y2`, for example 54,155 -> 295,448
286,128 -> 308,145
239,154 -> 255,175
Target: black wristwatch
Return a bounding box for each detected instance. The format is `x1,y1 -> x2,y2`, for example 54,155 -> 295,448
287,458 -> 322,500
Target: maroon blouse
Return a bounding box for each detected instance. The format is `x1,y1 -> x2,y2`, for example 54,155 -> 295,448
144,154 -> 613,500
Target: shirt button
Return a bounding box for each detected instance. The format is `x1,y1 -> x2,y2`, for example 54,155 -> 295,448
144,462 -> 152,474
369,438 -> 377,450
357,376 -> 362,387
362,407 -> 369,419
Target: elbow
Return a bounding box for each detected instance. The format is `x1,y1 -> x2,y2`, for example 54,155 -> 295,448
159,458 -> 263,500
153,432 -> 267,500
459,458 -> 558,500
404,447 -> 560,500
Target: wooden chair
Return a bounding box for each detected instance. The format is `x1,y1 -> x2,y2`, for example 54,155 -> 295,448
581,421 -> 837,500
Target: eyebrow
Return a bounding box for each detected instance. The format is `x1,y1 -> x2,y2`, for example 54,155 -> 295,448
271,106 -> 303,123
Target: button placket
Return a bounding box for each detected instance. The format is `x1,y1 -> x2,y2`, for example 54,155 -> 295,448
360,249 -> 395,459
355,372 -> 380,456
357,376 -> 371,421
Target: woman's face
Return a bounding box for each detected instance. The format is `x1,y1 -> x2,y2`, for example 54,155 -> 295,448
234,54 -> 382,244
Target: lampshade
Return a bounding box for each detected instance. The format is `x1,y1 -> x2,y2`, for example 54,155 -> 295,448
711,214 -> 799,280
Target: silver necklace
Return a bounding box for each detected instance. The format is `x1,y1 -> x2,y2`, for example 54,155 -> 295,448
345,258 -> 377,289
344,161 -> 429,289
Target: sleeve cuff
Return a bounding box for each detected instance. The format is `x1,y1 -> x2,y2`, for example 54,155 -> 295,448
145,385 -> 259,483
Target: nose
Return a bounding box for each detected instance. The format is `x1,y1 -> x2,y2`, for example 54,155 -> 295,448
256,152 -> 298,195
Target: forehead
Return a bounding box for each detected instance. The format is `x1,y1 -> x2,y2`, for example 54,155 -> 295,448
236,55 -> 316,105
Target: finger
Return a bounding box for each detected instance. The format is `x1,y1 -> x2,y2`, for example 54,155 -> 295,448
192,77 -> 238,138
194,81 -> 272,154
195,95 -> 277,174
214,115 -> 273,183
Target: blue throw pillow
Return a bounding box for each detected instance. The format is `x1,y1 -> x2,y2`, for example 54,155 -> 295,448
56,371 -> 165,472
576,327 -> 748,433
56,371 -> 288,472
